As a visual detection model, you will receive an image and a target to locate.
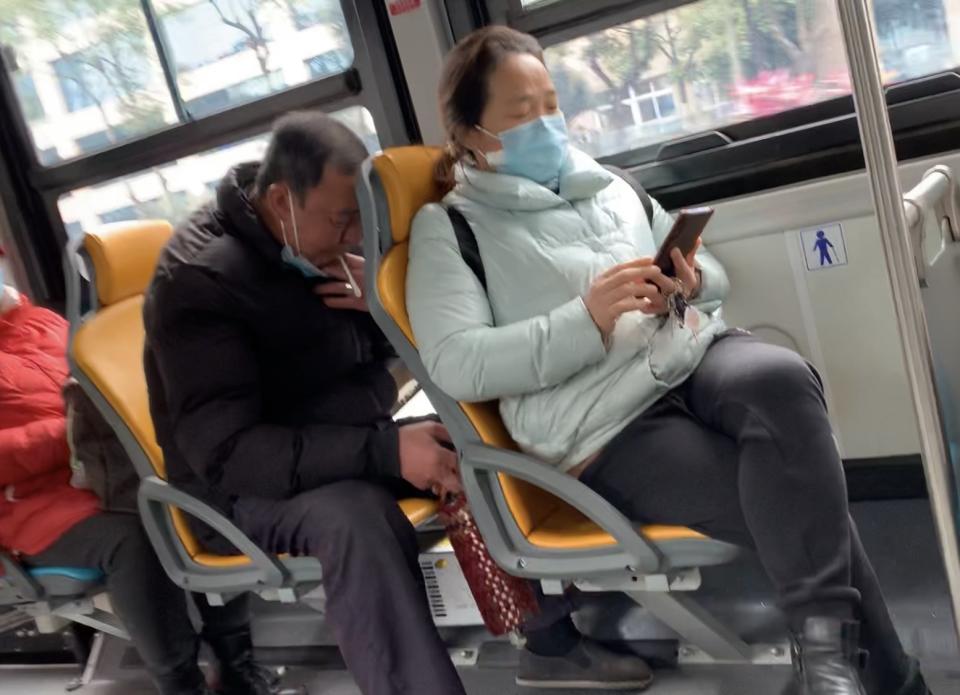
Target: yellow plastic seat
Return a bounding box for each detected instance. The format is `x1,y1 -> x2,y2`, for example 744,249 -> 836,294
368,147 -> 710,555
359,146 -> 759,663
68,220 -> 438,580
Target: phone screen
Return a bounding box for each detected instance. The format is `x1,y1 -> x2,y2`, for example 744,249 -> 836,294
654,206 -> 714,277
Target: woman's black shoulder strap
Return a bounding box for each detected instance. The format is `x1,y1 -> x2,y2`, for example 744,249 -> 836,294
446,206 -> 487,292
445,166 -> 652,293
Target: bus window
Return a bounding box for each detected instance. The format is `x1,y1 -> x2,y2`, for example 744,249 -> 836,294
1,3 -> 176,164
541,0 -> 958,160
158,0 -> 354,119
0,1 -> 408,302
56,105 -> 379,238
0,0 -> 356,165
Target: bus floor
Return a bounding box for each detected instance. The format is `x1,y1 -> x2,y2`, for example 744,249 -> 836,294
2,499 -> 958,694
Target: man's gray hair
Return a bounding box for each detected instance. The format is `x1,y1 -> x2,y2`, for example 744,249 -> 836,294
253,110 -> 368,203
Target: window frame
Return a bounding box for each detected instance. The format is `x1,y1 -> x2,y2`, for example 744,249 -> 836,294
488,0 -> 697,45
0,0 -> 418,304
447,0 -> 960,208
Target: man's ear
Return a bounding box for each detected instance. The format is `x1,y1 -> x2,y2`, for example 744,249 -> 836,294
265,182 -> 291,220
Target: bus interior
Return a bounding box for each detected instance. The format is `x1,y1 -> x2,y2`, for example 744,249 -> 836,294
1,1 -> 959,693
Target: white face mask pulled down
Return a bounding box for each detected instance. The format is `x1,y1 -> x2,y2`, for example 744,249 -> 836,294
278,194 -> 360,297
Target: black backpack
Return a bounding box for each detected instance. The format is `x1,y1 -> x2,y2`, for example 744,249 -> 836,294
446,165 -> 654,291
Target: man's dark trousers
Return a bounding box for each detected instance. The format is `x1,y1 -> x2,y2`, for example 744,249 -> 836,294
232,480 -> 466,695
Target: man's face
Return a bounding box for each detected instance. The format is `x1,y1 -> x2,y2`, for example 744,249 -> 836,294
285,168 -> 361,267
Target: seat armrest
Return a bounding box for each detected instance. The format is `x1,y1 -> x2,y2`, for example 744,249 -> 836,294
461,444 -> 664,573
138,476 -> 286,587
0,550 -> 42,601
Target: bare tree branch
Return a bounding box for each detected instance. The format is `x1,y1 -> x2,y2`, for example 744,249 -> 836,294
207,0 -> 272,75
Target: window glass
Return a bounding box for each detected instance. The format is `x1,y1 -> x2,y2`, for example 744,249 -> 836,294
0,0 -> 354,164
13,74 -> 44,120
0,0 -> 177,162
545,0 -> 960,159
157,0 -> 355,119
161,2 -> 256,72
58,105 -> 379,237
875,0 -> 953,81
53,46 -> 153,113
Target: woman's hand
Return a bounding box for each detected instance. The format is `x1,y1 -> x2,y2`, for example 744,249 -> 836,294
584,258 -> 675,340
670,240 -> 701,300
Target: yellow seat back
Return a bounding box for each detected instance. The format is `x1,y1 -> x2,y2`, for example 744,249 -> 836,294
73,295 -> 161,473
372,147 -> 566,537
84,220 -> 174,308
73,220 -> 171,480
73,220 -> 440,569
71,220 -> 245,566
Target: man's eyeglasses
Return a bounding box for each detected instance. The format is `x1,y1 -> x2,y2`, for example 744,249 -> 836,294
330,209 -> 360,242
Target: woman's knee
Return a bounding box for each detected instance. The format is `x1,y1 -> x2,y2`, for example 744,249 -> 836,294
727,344 -> 824,407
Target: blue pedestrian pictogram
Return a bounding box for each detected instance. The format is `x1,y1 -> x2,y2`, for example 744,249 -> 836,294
813,230 -> 836,266
800,223 -> 848,271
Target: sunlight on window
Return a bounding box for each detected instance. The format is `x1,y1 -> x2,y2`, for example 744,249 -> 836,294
0,1 -> 176,164
0,0 -> 355,164
159,0 -> 354,119
546,0 -> 960,159
57,105 -> 379,237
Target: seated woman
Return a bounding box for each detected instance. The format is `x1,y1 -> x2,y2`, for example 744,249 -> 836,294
406,25 -> 930,695
0,273 -> 278,695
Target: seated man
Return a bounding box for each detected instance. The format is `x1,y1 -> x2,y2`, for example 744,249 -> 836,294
0,272 -> 270,695
142,111 -> 465,695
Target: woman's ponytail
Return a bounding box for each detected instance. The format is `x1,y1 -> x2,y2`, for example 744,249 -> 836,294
434,142 -> 466,192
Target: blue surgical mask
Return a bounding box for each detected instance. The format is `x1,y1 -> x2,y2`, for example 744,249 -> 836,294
479,112 -> 569,185
280,194 -> 326,278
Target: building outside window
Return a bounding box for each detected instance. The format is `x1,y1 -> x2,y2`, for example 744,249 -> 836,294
0,0 -> 367,234
545,0 -> 960,159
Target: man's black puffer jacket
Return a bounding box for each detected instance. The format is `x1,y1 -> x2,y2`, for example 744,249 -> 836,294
143,162 -> 400,523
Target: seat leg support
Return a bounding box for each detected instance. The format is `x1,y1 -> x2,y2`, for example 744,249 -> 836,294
60,608 -> 130,641
66,631 -> 106,692
625,590 -> 753,662
0,608 -> 35,634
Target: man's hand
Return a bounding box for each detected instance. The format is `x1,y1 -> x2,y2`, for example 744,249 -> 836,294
314,253 -> 367,312
398,421 -> 462,496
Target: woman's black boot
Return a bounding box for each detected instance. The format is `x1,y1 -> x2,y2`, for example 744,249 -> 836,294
784,617 -> 868,695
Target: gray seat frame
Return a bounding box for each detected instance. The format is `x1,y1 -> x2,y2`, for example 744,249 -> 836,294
1,549 -> 128,640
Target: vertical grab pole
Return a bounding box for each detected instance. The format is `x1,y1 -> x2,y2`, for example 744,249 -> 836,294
836,0 -> 960,643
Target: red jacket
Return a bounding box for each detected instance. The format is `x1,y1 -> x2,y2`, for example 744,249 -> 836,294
0,295 -> 99,556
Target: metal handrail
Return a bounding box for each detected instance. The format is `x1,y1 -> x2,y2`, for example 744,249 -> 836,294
837,0 -> 960,643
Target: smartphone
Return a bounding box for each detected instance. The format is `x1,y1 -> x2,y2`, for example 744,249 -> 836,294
653,206 -> 715,277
